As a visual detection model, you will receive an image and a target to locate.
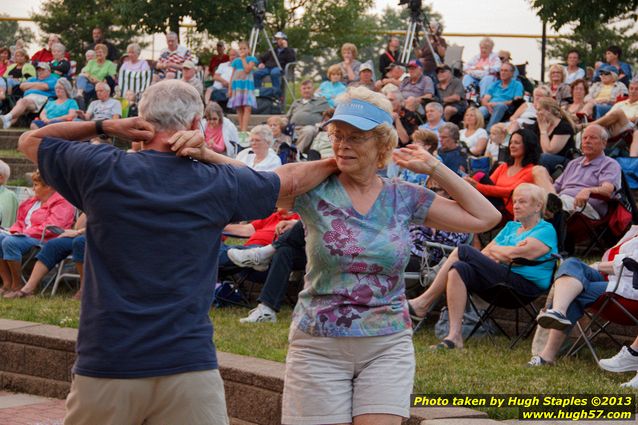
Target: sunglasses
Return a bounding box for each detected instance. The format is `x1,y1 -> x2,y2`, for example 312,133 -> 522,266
600,71 -> 612,76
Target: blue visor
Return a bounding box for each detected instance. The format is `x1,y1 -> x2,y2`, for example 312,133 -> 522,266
323,99 -> 393,131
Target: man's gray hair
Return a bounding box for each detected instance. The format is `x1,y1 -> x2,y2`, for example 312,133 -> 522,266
51,43 -> 65,53
166,31 -> 178,40
0,160 -> 11,181
139,80 -> 203,132
426,102 -> 443,113
95,81 -> 110,92
250,124 -> 275,148
589,123 -> 609,141
440,122 -> 460,142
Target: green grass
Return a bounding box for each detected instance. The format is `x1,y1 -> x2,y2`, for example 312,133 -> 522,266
0,149 -> 25,159
0,297 -> 633,419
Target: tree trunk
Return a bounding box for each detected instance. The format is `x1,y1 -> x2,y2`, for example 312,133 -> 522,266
169,15 -> 180,41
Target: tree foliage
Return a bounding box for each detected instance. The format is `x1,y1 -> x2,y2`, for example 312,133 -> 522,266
546,17 -> 638,69
530,0 -> 638,30
31,0 -> 144,62
0,14 -> 35,48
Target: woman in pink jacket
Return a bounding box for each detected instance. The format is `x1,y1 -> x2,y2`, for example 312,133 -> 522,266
0,170 -> 75,296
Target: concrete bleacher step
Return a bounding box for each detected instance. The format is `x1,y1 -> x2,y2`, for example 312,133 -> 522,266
0,129 -> 37,180
226,114 -> 285,129
0,129 -> 24,150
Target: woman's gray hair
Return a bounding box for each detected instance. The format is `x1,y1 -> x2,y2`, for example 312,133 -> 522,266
56,78 -> 73,98
139,80 -> 203,132
51,43 -> 65,54
250,124 -> 274,148
514,183 -> 547,213
127,43 -> 141,55
0,160 -> 11,182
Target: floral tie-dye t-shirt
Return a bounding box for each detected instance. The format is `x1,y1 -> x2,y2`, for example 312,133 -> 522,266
292,175 -> 435,337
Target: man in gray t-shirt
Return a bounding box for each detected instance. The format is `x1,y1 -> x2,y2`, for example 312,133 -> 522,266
82,82 -> 122,121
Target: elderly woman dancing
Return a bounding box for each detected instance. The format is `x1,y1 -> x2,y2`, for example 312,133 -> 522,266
409,183 -> 558,350
276,86 -> 500,425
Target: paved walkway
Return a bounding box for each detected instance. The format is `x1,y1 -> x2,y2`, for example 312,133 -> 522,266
0,391 -> 65,425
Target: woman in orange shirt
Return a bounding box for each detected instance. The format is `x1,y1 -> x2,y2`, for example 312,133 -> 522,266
465,128 -> 542,219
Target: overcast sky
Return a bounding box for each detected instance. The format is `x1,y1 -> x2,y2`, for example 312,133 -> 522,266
1,0 -> 561,80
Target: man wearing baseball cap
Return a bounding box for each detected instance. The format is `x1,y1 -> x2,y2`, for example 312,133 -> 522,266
436,64 -> 467,121
399,59 -> 435,108
180,60 -> 203,99
350,63 -> 376,91
1,63 -> 57,129
254,31 -> 296,97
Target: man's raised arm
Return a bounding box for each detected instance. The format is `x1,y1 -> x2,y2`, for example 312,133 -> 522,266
18,118 -> 155,165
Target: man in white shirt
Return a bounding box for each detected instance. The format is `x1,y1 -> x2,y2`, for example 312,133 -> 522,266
79,82 -> 122,121
205,49 -> 237,107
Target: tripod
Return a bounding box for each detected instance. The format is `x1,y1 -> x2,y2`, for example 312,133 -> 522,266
248,25 -> 296,103
399,12 -> 441,68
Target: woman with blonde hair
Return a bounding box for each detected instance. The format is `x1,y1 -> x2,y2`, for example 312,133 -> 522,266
536,97 -> 576,174
266,115 -> 291,152
459,107 -> 488,156
77,43 -> 116,101
338,42 -> 362,85
548,64 -> 571,106
316,64 -> 347,107
281,86 -> 500,424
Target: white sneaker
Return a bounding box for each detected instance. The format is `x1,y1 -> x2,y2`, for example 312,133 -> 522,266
227,246 -> 273,271
1,115 -> 11,129
239,303 -> 277,323
599,346 -> 638,372
621,372 -> 638,388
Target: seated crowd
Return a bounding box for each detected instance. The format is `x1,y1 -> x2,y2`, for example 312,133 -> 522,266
3,28 -> 638,389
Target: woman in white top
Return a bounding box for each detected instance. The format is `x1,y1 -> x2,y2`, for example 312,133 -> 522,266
507,85 -> 552,134
236,124 -> 282,171
564,49 -> 585,84
459,107 -> 488,156
119,43 -> 150,73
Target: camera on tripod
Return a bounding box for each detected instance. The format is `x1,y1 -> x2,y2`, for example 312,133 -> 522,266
247,0 -> 268,27
398,0 -> 423,19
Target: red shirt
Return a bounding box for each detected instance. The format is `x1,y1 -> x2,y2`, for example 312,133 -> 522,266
31,48 -> 70,64
208,53 -> 229,75
245,210 -> 300,246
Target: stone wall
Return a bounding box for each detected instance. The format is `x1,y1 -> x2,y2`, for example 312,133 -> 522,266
0,319 -> 492,424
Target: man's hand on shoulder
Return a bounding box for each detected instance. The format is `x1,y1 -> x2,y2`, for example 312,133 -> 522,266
103,117 -> 155,142
168,130 -> 205,159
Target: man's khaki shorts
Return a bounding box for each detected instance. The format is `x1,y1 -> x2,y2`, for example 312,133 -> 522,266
64,369 -> 229,425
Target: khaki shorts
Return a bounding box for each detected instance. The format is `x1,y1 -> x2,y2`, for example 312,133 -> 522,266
282,327 -> 414,425
64,369 -> 229,425
23,93 -> 49,111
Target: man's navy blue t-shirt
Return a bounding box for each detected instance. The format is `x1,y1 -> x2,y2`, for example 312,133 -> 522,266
38,138 -> 280,378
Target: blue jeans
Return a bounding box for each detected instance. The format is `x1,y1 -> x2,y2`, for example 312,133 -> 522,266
258,221 -> 306,311
76,75 -> 95,96
253,67 -> 282,96
462,74 -> 497,96
0,234 -> 40,261
35,236 -> 86,270
551,257 -> 607,327
479,103 -> 510,131
594,104 -> 613,120
540,153 -> 569,175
